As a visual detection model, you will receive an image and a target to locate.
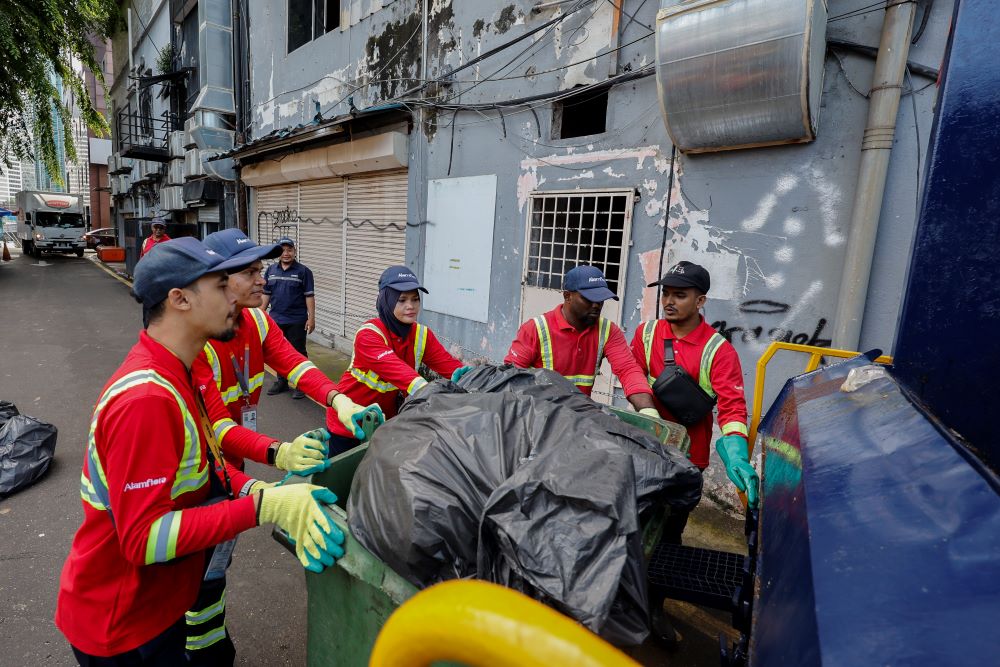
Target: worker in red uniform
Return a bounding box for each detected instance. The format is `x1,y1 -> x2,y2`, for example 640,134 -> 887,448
180,229 -> 381,665
140,218 -> 170,257
631,261 -> 757,505
55,237 -> 345,666
504,265 -> 658,413
326,265 -> 466,455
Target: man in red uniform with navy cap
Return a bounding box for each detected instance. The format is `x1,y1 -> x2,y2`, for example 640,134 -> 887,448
505,265 -> 657,413
55,237 -> 345,666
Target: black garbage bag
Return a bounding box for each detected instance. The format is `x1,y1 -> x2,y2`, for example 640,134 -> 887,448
0,401 -> 19,428
347,365 -> 702,645
0,414 -> 58,497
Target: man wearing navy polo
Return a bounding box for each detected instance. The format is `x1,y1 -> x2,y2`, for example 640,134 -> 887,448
261,237 -> 315,399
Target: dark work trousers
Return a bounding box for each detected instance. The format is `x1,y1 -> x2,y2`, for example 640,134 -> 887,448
184,575 -> 236,667
274,321 -> 308,386
71,618 -> 186,666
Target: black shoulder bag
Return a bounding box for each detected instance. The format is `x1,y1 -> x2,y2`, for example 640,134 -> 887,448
650,339 -> 717,425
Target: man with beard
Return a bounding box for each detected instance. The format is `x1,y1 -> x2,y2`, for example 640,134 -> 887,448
505,265 -> 657,413
55,238 -> 345,665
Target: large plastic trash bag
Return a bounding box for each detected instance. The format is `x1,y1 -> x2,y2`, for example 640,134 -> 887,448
347,365 -> 702,645
0,413 -> 58,497
0,401 -> 19,428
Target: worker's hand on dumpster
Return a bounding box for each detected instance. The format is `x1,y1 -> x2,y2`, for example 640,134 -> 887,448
450,366 -> 473,383
276,429 -> 331,475
715,435 -> 760,509
248,479 -> 277,495
257,484 -> 345,572
638,407 -> 660,419
332,393 -> 385,440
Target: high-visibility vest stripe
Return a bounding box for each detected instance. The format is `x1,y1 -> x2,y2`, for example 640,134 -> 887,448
722,421 -> 749,437
533,315 -> 610,389
185,624 -> 227,651
81,371 -> 208,517
203,345 -> 222,391
346,323 -> 429,394
247,308 -> 270,343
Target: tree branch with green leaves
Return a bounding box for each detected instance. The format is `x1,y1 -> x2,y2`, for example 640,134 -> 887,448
0,0 -> 121,186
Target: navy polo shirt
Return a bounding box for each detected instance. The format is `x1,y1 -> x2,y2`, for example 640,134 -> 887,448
263,260 -> 315,325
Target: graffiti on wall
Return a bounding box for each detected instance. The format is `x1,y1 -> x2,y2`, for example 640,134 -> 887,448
711,299 -> 832,347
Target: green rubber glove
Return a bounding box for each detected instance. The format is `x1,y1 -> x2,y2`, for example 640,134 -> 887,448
638,407 -> 660,418
332,394 -> 385,440
715,435 -> 760,509
257,484 -> 345,572
275,429 -> 330,475
451,366 -> 473,383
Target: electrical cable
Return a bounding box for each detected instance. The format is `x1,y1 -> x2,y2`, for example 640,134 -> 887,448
905,66 -> 923,219
130,6 -> 160,55
827,1 -> 887,22
654,145 -> 677,319
604,0 -> 654,32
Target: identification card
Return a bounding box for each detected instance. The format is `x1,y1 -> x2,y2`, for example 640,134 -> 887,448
204,537 -> 237,581
240,405 -> 258,432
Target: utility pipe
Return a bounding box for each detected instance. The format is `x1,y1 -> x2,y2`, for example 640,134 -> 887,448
833,0 -> 918,350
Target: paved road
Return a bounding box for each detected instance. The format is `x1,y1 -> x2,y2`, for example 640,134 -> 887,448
0,250 -> 328,665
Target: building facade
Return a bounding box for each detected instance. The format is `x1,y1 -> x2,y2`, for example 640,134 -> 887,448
177,0 -> 951,505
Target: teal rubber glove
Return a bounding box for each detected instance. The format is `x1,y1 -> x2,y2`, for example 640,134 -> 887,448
715,435 -> 760,509
275,429 -> 330,475
257,484 -> 345,572
451,366 -> 473,383
638,407 -> 660,418
331,393 -> 385,440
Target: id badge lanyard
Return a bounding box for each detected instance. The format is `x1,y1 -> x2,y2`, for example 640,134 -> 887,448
194,394 -> 238,581
230,344 -> 257,432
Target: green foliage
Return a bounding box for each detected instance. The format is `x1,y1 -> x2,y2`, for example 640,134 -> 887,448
0,0 -> 121,186
155,43 -> 173,75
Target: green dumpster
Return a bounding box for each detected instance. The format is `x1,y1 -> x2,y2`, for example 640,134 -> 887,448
275,407 -> 690,667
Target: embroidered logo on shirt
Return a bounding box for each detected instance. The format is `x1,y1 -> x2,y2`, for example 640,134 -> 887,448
124,476 -> 168,492
376,350 -> 393,360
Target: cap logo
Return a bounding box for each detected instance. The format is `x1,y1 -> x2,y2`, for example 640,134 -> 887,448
588,277 -> 605,283
670,264 -> 685,274
397,272 -> 415,279
236,238 -> 252,244
205,249 -> 219,256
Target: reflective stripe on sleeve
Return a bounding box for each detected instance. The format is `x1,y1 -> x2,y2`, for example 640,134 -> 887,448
186,590 -> 227,625
413,324 -> 428,369
287,360 -> 317,388
145,511 -> 182,564
533,317 -> 554,370
203,344 -> 222,390
698,333 -> 726,398
213,418 -> 239,442
248,308 -> 270,343
722,421 -> 749,437
408,377 -> 428,394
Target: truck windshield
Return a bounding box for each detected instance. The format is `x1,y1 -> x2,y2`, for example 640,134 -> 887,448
36,212 -> 84,228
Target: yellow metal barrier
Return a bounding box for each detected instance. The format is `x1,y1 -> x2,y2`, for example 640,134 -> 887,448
369,580 -> 639,667
748,342 -> 893,457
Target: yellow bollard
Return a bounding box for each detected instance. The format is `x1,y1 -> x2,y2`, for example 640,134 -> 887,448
369,580 -> 640,667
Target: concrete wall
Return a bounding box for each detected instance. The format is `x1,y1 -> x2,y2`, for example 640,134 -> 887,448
246,0 -> 953,508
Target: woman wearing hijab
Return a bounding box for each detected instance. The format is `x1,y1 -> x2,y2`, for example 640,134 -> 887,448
325,265 -> 468,455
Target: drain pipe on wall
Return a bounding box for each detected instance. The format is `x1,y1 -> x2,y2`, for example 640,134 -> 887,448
832,0 -> 918,350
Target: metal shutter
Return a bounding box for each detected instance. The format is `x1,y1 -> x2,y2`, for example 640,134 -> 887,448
252,183 -> 299,245
343,170 -> 408,340
298,178 -> 346,342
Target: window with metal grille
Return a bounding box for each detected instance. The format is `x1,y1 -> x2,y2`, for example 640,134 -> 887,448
525,191 -> 632,292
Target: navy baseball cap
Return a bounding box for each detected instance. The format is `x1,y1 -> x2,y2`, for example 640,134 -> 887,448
133,236 -> 249,307
378,265 -> 428,293
276,236 -> 295,247
647,261 -> 711,293
151,218 -> 167,228
203,229 -> 281,270
563,265 -> 618,302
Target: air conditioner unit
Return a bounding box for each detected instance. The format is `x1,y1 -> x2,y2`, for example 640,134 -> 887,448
184,117 -> 197,149
167,158 -> 185,186
184,148 -> 205,179
107,154 -> 118,174
160,185 -> 185,212
169,131 -> 186,158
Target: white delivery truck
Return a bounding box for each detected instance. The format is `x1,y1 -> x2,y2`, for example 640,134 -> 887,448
15,190 -> 88,258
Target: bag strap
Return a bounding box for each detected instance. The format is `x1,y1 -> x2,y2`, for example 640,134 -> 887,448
662,338 -> 676,366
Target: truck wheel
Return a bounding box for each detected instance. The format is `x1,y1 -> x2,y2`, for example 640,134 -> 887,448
75,248 -> 84,258
29,242 -> 39,258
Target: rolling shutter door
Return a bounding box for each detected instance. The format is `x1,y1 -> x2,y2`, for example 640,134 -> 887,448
252,183 -> 298,245
344,170 -> 408,340
298,178 -> 346,342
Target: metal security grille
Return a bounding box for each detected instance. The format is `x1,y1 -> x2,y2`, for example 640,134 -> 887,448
525,191 -> 634,292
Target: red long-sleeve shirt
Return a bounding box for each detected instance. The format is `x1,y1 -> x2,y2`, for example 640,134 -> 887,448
630,317 -> 748,468
327,319 -> 462,437
504,306 -> 652,399
140,233 -> 171,257
56,332 -> 258,657
191,307 -> 337,483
